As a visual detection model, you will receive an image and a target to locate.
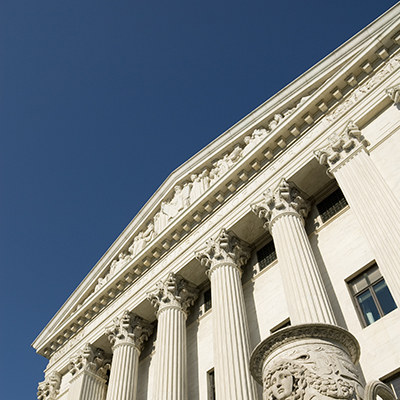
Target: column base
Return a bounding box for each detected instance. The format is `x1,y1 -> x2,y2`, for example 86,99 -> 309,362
250,324 -> 363,400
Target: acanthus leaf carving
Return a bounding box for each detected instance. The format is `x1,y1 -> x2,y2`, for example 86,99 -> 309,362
251,178 -> 310,232
195,228 -> 251,272
147,272 -> 198,315
105,310 -> 153,351
313,121 -> 370,175
68,343 -> 110,380
37,371 -> 61,400
386,83 -> 400,104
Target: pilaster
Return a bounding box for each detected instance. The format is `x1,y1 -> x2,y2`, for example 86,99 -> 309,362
67,343 -> 110,400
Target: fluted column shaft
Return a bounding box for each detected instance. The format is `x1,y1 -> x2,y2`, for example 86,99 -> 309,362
196,229 -> 257,400
155,306 -> 187,400
105,311 -> 153,400
68,370 -> 107,400
67,344 -> 109,400
252,179 -> 336,326
210,262 -> 256,400
148,273 -> 198,400
315,121 -> 400,303
270,212 -> 336,325
106,343 -> 140,400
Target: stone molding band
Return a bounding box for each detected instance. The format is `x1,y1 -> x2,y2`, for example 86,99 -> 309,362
250,323 -> 360,385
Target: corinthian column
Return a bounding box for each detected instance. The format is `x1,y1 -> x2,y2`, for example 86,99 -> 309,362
105,311 -> 153,400
147,273 -> 198,400
67,343 -> 110,400
314,120 -> 400,302
195,229 -> 257,400
252,179 -> 336,325
37,371 -> 61,400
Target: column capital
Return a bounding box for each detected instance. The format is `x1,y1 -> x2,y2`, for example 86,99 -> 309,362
106,310 -> 153,351
147,273 -> 198,316
251,178 -> 310,232
386,83 -> 400,104
68,343 -> 110,380
195,228 -> 251,274
37,371 -> 61,400
313,120 -> 370,175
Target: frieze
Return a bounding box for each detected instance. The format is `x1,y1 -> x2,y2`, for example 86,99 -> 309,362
326,55 -> 400,123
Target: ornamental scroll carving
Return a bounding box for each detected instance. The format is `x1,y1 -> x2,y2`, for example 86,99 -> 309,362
147,272 -> 198,315
37,371 -> 61,400
251,178 -> 310,231
195,229 -> 251,273
313,121 -> 370,175
106,310 -> 153,351
68,343 -> 110,380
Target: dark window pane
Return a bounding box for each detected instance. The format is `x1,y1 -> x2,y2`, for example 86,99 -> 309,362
257,241 -> 277,271
357,290 -> 381,325
390,375 -> 400,398
317,188 -> 348,223
204,289 -> 212,312
373,280 -> 397,315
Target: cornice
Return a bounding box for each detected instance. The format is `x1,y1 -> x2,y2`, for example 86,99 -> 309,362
33,9 -> 400,356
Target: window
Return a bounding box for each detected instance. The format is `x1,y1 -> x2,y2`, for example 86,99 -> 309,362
204,289 -> 212,312
257,240 -> 277,271
317,188 -> 348,223
382,372 -> 400,399
349,264 -> 397,326
207,369 -> 216,400
270,318 -> 291,333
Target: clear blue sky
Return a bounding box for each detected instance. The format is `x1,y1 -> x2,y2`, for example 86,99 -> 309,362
1,1 -> 398,398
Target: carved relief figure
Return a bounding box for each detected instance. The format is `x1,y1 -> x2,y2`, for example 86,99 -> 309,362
264,360 -> 307,400
190,173 -> 203,204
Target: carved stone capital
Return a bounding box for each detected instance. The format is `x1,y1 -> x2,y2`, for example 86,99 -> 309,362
386,84 -> 400,104
251,179 -> 310,232
106,310 -> 153,351
37,371 -> 61,400
314,121 -> 370,175
195,228 -> 251,274
68,343 -> 110,380
147,273 -> 198,316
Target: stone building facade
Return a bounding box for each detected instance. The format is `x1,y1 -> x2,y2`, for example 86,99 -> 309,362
33,4 -> 400,400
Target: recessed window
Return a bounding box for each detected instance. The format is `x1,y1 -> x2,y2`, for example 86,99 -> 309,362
204,289 -> 212,313
382,371 -> 400,399
349,264 -> 397,326
317,188 -> 348,223
270,318 -> 291,333
257,240 -> 277,271
207,369 -> 216,400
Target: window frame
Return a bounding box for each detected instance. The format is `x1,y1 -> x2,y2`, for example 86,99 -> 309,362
348,263 -> 397,327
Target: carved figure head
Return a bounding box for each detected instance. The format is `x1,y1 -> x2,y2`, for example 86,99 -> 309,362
264,360 -> 307,400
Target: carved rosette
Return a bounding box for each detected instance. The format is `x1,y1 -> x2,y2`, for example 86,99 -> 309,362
147,272 -> 198,317
386,84 -> 400,104
314,121 -> 370,176
250,324 -> 363,400
68,343 -> 110,380
37,371 -> 61,400
251,179 -> 310,232
195,229 -> 251,275
106,310 -> 153,351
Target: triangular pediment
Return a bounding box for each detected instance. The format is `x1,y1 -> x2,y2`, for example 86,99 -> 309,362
32,3 -> 400,357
